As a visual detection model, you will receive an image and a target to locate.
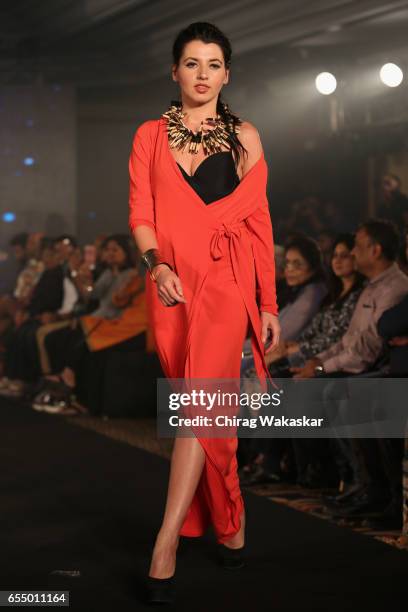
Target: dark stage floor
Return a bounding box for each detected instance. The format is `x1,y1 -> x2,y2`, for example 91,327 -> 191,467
1,397 -> 406,611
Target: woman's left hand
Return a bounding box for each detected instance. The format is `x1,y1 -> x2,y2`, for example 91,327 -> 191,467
260,312 -> 281,354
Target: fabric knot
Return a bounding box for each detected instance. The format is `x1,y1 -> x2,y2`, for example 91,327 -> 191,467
210,222 -> 244,260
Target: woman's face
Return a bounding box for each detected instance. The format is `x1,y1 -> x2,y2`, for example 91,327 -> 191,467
172,40 -> 229,108
331,242 -> 355,278
284,248 -> 314,287
104,241 -> 127,267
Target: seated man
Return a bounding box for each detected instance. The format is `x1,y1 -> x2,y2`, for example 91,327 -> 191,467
292,219 -> 408,378
377,293 -> 408,376
241,220 -> 408,489
319,294 -> 408,529
291,219 -> 408,520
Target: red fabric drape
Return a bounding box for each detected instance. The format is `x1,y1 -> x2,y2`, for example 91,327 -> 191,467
129,117 -> 278,543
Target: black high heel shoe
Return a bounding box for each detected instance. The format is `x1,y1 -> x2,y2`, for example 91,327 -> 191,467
146,575 -> 175,605
217,543 -> 246,570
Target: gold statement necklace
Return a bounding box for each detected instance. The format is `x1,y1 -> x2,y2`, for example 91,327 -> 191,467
162,100 -> 241,155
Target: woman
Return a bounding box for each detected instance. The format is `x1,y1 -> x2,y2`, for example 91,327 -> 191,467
128,22 -> 280,603
240,234 -> 326,381
285,234 -> 364,366
239,234 -> 365,487
267,233 -> 364,371
32,234 -> 142,413
266,234 -> 327,360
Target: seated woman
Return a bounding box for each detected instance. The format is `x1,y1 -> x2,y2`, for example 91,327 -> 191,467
239,235 -> 362,487
241,233 -> 327,379
277,234 -> 328,340
0,238 -> 64,396
267,233 -> 365,372
32,234 -> 151,415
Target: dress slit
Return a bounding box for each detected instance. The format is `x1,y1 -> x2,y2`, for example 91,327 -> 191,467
178,250 -> 248,544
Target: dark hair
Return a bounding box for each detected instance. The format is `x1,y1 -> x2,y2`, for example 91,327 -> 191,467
9,232 -> 28,248
39,236 -> 55,254
101,233 -> 137,270
358,218 -> 400,261
324,233 -> 364,306
171,22 -> 248,168
278,234 -> 326,306
284,234 -> 324,279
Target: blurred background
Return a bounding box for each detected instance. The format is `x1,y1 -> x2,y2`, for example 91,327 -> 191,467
1,3 -> 408,583
1,0 -> 408,247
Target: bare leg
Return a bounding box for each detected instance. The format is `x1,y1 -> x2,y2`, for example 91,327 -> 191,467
45,367 -> 76,388
222,506 -> 245,549
148,435 -> 206,578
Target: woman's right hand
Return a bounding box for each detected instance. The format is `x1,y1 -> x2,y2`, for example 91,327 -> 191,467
154,265 -> 187,307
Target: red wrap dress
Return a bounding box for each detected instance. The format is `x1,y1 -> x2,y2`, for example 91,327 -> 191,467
129,117 -> 278,544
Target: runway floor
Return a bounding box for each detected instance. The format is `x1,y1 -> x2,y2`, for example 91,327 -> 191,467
1,397 -> 407,611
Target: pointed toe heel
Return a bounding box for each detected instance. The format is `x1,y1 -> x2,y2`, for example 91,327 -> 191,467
146,575 -> 175,605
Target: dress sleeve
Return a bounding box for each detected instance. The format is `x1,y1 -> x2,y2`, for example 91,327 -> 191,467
128,121 -> 156,233
245,196 -> 279,316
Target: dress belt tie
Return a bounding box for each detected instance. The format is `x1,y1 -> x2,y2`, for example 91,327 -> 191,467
210,221 -> 247,260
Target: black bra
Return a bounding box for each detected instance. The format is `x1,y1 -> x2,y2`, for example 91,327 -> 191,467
177,150 -> 240,205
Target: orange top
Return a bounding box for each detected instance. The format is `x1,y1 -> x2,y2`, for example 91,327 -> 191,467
129,117 -> 278,387
80,275 -> 154,352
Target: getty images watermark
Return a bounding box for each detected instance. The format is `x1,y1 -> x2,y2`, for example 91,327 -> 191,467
156,377 -> 408,438
166,386 -> 323,429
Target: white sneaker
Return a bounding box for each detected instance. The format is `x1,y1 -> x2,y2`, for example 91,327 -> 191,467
43,401 -> 69,414
32,390 -> 73,414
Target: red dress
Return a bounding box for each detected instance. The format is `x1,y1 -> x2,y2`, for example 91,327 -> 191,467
129,117 -> 278,544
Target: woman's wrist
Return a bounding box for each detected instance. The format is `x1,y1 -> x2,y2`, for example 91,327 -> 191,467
141,248 -> 173,281
151,263 -> 172,282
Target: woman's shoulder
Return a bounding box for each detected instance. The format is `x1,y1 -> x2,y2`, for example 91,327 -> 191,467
239,120 -> 260,135
138,118 -> 161,130
238,120 -> 262,149
133,118 -> 161,142
236,120 -> 263,170
301,279 -> 327,297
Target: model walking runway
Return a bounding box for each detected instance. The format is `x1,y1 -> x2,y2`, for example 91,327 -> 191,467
128,22 -> 280,604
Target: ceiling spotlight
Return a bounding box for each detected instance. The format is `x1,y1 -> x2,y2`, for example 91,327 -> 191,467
380,63 -> 403,87
2,212 -> 16,223
315,72 -> 337,95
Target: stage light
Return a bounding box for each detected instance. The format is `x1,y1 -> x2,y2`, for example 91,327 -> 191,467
2,212 -> 16,223
315,72 -> 337,95
23,157 -> 35,166
380,63 -> 403,87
